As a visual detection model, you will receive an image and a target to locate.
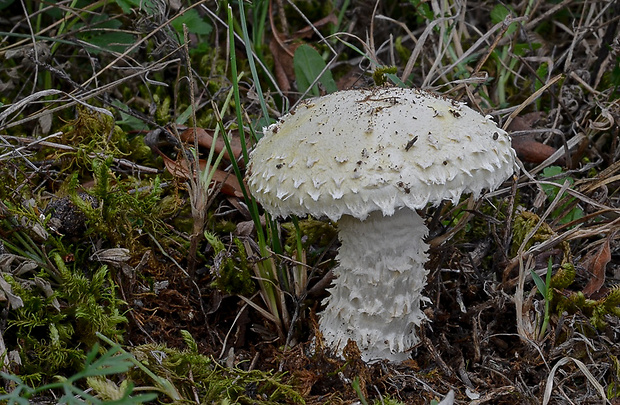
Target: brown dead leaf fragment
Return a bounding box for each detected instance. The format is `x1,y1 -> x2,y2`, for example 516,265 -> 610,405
269,38 -> 299,94
145,127 -> 245,197
158,151 -> 244,198
581,232 -> 614,298
507,112 -> 560,164
268,5 -> 338,95
178,127 -> 244,165
511,136 -> 559,164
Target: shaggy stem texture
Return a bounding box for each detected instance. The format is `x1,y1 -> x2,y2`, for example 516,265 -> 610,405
319,209 -> 429,362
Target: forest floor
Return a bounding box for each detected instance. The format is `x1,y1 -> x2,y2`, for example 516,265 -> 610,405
0,0 -> 619,404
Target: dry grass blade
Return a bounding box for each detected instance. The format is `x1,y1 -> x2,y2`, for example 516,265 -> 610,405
0,89 -> 112,127
502,74 -> 564,130
524,134 -> 585,177
400,15 -> 456,83
80,0 -> 210,90
543,356 -> 610,405
429,16 -> 527,88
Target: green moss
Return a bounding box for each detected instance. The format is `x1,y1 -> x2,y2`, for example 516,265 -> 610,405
372,66 -> 398,86
60,106 -> 129,157
130,331 -> 305,404
205,231 -> 256,296
549,263 -> 575,290
68,157 -> 173,247
542,262 -> 620,329
155,95 -> 171,123
511,211 -> 570,261
282,218 -> 337,254
5,253 -> 126,383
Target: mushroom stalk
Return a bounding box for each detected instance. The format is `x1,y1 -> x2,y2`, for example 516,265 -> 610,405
318,208 -> 429,362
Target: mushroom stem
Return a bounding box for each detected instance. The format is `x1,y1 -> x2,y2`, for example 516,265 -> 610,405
318,208 -> 429,362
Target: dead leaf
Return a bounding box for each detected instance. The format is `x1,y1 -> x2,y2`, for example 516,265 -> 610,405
158,151 -> 244,198
511,136 -> 559,164
235,220 -> 255,237
581,232 -> 614,297
0,276 -> 24,309
90,248 -> 131,264
145,127 -> 246,198
267,10 -> 338,95
269,38 -> 298,94
178,127 -> 244,166
507,112 -> 560,164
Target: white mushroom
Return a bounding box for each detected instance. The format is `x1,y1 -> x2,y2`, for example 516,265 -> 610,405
246,87 -> 516,362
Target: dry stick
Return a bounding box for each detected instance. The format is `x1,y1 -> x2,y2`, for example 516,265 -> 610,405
440,16 -> 529,89
421,335 -> 454,378
502,74 -> 563,130
472,315 -> 482,364
1,58 -> 179,131
0,132 -> 61,160
1,136 -> 160,174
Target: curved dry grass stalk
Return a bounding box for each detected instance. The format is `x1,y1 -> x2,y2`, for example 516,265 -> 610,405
543,356 -> 610,405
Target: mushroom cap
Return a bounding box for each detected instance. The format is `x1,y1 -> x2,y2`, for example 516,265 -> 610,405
247,87 -> 516,221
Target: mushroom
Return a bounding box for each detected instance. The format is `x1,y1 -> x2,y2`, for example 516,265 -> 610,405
246,87 -> 516,362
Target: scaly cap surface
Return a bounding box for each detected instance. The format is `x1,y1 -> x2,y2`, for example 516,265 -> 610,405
247,87 -> 516,221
